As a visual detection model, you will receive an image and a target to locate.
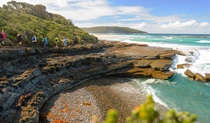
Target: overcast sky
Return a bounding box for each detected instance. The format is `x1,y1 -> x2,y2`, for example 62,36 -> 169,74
1,0 -> 210,34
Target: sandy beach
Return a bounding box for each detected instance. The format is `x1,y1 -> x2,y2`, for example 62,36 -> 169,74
40,77 -> 168,123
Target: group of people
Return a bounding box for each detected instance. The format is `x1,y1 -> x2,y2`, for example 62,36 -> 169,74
0,30 -> 68,47
32,35 -> 68,48
1,30 -> 23,46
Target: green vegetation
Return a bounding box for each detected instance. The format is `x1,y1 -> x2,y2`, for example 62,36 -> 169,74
82,26 -> 147,34
92,95 -> 197,123
0,1 -> 98,47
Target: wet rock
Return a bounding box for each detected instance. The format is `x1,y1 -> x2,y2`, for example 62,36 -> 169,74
185,56 -> 195,63
177,63 -> 191,69
205,74 -> 210,82
195,73 -> 206,82
184,69 -> 195,78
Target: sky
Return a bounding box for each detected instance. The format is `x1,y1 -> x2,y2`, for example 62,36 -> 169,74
1,0 -> 210,34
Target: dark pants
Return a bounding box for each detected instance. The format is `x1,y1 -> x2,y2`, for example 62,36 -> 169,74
32,41 -> 37,47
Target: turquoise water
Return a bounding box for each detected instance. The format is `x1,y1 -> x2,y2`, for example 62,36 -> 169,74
135,74 -> 210,123
131,33 -> 210,47
96,33 -> 210,123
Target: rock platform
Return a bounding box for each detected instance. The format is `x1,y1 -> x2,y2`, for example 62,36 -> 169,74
0,41 -> 176,122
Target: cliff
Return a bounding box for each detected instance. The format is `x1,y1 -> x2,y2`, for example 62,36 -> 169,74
0,41 -> 176,122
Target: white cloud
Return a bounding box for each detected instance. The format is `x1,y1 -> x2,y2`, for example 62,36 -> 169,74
1,0 -> 210,34
200,22 -> 210,27
160,20 -> 210,28
161,20 -> 198,28
0,0 -> 181,22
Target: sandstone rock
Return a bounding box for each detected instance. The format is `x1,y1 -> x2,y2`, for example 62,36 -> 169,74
133,68 -> 154,77
205,73 -> 210,82
150,60 -> 172,71
125,68 -> 154,77
184,69 -> 195,78
195,73 -> 206,82
177,63 -> 191,69
132,60 -> 154,68
159,52 -> 176,60
151,71 -> 174,80
0,41 -> 178,122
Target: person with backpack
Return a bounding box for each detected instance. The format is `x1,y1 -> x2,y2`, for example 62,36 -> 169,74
63,37 -> 67,47
43,36 -> 48,48
17,32 -> 22,45
1,30 -> 6,45
32,35 -> 37,47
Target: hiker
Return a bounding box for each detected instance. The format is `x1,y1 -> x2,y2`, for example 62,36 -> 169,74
55,37 -> 59,47
43,36 -> 48,48
63,37 -> 67,47
1,30 -> 6,45
17,32 -> 22,45
31,35 -> 37,47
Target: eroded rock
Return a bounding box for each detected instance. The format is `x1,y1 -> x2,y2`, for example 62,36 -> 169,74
150,60 -> 172,71
151,71 -> 174,80
0,41 -> 177,122
195,73 -> 206,82
184,69 -> 195,78
177,63 -> 191,69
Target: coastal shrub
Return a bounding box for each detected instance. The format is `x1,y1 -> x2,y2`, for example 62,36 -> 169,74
91,95 -> 197,123
0,1 -> 98,47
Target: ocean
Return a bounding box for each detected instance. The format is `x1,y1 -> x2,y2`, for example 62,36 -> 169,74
94,33 -> 210,123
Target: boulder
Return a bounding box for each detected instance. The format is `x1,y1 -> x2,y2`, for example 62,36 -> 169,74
205,73 -> 210,82
184,69 -> 195,78
177,63 -> 191,69
195,73 -> 206,82
151,71 -> 174,80
150,60 -> 172,71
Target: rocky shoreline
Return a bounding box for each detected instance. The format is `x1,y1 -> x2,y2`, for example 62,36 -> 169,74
40,77 -> 168,123
0,41 -> 177,122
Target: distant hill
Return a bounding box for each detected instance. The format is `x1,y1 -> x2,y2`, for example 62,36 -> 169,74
0,1 -> 98,46
82,26 -> 147,34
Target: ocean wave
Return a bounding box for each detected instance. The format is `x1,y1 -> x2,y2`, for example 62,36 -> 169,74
205,83 -> 210,87
132,79 -> 169,108
144,85 -> 169,108
162,36 -> 174,39
197,40 -> 210,43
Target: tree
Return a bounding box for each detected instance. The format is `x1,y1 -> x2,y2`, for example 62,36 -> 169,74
91,95 -> 197,123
